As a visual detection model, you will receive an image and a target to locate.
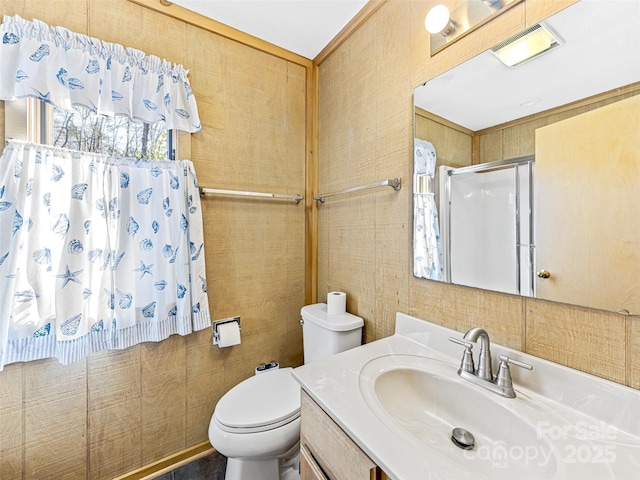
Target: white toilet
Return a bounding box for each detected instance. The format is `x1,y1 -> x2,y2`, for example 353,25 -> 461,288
208,303 -> 364,480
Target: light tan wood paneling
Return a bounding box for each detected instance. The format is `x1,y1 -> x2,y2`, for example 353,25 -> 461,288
141,335 -> 187,462
0,1 -> 24,18
89,1 -> 187,65
187,15 -> 307,380
478,129 -> 504,163
24,359 -> 87,479
21,0 -> 87,33
88,348 -> 142,480
314,0 -> 386,64
414,111 -> 473,169
185,328 -> 228,446
374,205 -> 410,341
409,276 -> 459,328
0,363 -> 23,480
317,0 -> 413,343
525,299 -> 627,383
306,64 -> 319,304
499,117 -> 546,160
373,0 -> 413,339
629,316 -> 640,389
455,286 -> 526,351
415,108 -> 474,135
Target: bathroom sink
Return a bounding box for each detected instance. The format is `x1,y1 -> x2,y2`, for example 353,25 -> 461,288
359,354 -> 557,479
294,314 -> 640,480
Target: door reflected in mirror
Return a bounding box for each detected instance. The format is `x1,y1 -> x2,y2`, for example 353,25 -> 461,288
413,0 -> 640,314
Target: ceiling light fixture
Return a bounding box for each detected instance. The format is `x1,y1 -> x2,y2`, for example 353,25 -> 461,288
491,23 -> 563,68
425,0 -> 521,55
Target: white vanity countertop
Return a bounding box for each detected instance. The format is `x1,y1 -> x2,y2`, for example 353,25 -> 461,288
291,312 -> 640,480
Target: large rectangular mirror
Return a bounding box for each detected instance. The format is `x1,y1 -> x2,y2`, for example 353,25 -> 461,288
413,0 -> 640,314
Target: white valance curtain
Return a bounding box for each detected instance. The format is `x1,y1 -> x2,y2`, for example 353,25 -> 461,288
0,14 -> 201,132
0,141 -> 210,370
413,139 -> 443,281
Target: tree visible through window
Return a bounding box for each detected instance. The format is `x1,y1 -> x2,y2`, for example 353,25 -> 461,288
51,105 -> 170,160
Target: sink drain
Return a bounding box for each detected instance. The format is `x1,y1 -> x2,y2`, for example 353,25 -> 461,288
451,428 -> 475,450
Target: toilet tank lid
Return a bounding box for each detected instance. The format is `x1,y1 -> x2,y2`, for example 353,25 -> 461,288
301,303 -> 364,331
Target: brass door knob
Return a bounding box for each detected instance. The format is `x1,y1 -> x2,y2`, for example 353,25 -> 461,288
536,270 -> 551,279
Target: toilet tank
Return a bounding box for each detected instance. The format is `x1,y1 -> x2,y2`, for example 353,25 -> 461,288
301,303 -> 363,364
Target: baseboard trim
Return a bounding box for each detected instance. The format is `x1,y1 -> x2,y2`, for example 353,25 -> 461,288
113,441 -> 215,480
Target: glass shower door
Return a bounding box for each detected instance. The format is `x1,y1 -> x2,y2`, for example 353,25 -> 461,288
439,156 -> 534,296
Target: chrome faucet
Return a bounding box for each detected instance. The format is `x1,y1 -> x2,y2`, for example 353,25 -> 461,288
449,327 -> 532,398
462,327 -> 493,381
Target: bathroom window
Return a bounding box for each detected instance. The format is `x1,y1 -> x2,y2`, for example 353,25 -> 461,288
4,97 -> 175,160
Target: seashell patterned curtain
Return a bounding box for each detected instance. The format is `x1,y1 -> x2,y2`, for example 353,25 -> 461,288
413,139 -> 443,281
0,140 -> 210,370
0,14 -> 201,132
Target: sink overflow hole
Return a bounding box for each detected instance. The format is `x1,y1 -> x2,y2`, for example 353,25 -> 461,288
451,428 -> 475,450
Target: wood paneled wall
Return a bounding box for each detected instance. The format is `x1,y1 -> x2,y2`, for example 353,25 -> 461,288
317,0 -> 639,388
414,108 -> 473,170
0,0 -> 307,478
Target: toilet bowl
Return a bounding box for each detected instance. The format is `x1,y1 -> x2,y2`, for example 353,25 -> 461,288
208,367 -> 301,480
209,303 -> 364,480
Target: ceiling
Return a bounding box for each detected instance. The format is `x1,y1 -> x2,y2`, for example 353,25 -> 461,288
170,0 -> 369,60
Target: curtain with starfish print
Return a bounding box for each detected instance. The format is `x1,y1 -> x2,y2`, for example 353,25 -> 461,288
0,140 -> 210,370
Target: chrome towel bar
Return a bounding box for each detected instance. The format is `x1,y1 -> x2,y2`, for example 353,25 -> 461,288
200,187 -> 304,205
314,177 -> 401,204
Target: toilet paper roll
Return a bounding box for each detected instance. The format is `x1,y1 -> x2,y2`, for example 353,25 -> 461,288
327,291 -> 347,315
217,321 -> 241,348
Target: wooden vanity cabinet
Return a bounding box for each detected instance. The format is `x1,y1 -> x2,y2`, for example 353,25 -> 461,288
300,390 -> 389,480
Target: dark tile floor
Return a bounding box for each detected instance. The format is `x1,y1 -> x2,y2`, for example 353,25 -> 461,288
156,451 -> 226,480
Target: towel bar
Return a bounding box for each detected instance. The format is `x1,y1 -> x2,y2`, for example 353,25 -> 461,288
314,177 -> 401,204
200,187 -> 303,204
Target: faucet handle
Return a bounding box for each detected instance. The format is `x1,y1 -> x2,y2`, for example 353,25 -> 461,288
498,355 -> 533,371
448,337 -> 475,373
495,355 -> 533,397
448,337 -> 473,349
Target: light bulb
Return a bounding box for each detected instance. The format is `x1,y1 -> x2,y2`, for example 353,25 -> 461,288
425,5 -> 457,37
425,5 -> 451,34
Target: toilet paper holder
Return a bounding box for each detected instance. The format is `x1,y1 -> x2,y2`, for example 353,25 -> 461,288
212,316 -> 241,346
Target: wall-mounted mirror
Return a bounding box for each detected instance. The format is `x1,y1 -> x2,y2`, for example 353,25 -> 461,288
413,0 -> 640,314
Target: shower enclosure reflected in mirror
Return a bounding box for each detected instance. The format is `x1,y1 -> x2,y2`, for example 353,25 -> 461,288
413,0 -> 640,314
438,156 -> 534,297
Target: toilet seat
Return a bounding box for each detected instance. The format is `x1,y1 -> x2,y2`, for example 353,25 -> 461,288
214,367 -> 301,434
